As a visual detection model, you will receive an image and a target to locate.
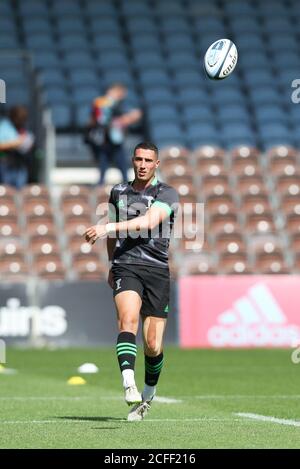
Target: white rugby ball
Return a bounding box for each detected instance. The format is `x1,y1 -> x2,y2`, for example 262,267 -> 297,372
204,39 -> 238,80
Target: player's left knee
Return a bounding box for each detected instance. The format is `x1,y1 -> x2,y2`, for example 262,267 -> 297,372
145,338 -> 161,356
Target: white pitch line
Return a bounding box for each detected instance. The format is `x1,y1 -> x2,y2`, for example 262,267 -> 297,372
183,395 -> 300,399
0,418 -> 243,425
0,397 -> 89,401
236,412 -> 300,427
0,396 -> 182,403
154,396 -> 182,404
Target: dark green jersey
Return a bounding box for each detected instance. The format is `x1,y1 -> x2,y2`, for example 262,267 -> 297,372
108,177 -> 179,268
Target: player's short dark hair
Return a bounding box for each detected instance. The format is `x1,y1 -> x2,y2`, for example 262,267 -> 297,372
133,142 -> 159,159
106,83 -> 127,92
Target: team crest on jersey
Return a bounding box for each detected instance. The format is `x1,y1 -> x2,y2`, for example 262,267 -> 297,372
143,195 -> 154,208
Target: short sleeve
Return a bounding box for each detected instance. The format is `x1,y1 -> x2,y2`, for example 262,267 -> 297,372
0,119 -> 18,143
152,186 -> 179,216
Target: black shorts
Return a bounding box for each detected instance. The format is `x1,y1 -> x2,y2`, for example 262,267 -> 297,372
112,263 -> 170,318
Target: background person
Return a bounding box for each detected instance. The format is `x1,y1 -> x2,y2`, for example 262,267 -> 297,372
84,83 -> 142,185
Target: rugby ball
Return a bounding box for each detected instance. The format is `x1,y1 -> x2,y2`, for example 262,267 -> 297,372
204,39 -> 238,80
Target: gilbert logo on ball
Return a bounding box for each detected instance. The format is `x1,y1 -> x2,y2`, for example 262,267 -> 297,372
204,39 -> 238,80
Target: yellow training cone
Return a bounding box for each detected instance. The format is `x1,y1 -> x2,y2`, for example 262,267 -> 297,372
67,376 -> 86,385
0,364 -> 5,372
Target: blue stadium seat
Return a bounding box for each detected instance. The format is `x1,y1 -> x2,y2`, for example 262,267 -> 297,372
173,70 -> 204,88
147,104 -> 179,124
71,86 -> 101,105
277,69 -> 300,87
130,34 -> 161,52
0,69 -> 28,86
51,0 -> 82,16
22,18 -> 52,34
255,106 -> 288,125
102,70 -> 134,88
90,18 -> 120,34
74,104 -> 91,128
0,18 -> 17,33
225,136 -> 257,149
58,34 -> 90,52
238,51 -> 270,70
243,70 -> 274,87
216,105 -> 251,125
0,1 -> 13,15
26,34 -> 56,51
143,88 -> 174,105
166,52 -> 198,70
56,18 -> 86,34
98,52 -> 129,70
38,69 -> 67,88
133,52 -> 165,69
33,52 -> 61,69
264,18 -> 293,34
7,87 -> 30,106
0,56 -> 25,68
249,87 -> 282,106
127,18 -> 157,34
51,104 -> 72,128
273,52 -> 300,69
151,123 -> 185,146
18,0 -> 49,17
236,34 -> 265,52
93,34 -> 125,52
230,18 -> 261,34
258,2 -> 289,18
186,123 -> 219,147
176,88 -> 209,106
121,0 -> 152,16
221,124 -> 256,148
0,35 -> 19,49
154,0 -> 185,15
211,88 -> 245,106
224,1 -> 256,17
68,70 -> 99,88
267,36 -> 298,52
64,51 -> 94,69
182,105 -> 214,124
43,87 -> 70,105
160,18 -> 190,34
139,70 -> 170,88
259,123 -> 292,142
194,17 -> 226,35
84,0 -> 117,17
163,34 -> 194,52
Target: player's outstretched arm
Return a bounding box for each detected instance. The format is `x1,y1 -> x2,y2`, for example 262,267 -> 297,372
84,205 -> 170,244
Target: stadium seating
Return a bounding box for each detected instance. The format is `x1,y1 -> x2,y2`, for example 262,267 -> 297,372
2,0 -> 299,146
1,1 -> 300,279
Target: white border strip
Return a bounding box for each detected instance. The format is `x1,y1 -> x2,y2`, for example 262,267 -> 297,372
236,412 -> 300,427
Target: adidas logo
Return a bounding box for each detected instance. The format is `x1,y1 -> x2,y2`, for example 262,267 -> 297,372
121,360 -> 130,366
208,283 -> 300,347
117,199 -> 125,209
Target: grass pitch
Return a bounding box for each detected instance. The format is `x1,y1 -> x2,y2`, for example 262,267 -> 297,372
0,347 -> 300,448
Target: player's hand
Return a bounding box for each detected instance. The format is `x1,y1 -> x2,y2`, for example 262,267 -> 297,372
108,269 -> 114,289
84,224 -> 107,244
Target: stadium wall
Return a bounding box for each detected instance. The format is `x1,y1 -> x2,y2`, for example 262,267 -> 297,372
0,280 -> 178,346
